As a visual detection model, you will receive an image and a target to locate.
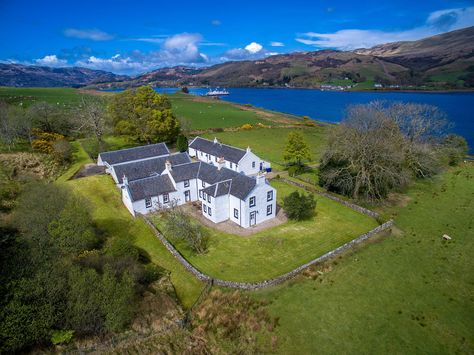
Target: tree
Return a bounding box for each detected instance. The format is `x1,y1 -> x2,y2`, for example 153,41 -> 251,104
163,207 -> 208,254
283,131 -> 311,166
283,191 -> 317,220
441,134 -> 468,166
74,97 -> 108,147
0,102 -> 19,150
318,101 -> 456,200
28,102 -> 72,136
108,86 -> 180,143
176,134 -> 188,152
52,139 -> 72,164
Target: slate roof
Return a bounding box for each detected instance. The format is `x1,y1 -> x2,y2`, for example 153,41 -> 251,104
99,143 -> 170,166
113,152 -> 191,184
201,180 -> 232,198
189,137 -> 247,164
128,174 -> 176,201
169,162 -> 201,182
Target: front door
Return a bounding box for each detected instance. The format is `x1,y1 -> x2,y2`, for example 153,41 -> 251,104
250,211 -> 257,226
184,190 -> 191,202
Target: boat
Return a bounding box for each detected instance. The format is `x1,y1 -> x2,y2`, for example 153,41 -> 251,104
204,88 -> 229,96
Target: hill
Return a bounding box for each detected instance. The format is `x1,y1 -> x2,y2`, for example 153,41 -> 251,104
0,63 -> 127,88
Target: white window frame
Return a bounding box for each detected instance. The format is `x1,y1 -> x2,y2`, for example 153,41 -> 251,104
203,204 -> 207,213
145,197 -> 152,208
267,190 -> 273,201
252,161 -> 256,168
208,207 -> 212,216
163,193 -> 169,203
249,196 -> 256,207
184,179 -> 190,188
234,208 -> 239,219
207,195 -> 211,203
267,204 -> 272,216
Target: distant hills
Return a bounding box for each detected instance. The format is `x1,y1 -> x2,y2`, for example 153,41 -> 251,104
1,27 -> 473,90
0,64 -> 127,88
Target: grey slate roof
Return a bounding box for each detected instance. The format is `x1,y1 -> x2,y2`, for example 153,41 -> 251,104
189,137 -> 247,164
169,162 -> 201,182
128,174 -> 176,201
99,143 -> 169,166
202,180 -> 233,198
113,152 -> 191,184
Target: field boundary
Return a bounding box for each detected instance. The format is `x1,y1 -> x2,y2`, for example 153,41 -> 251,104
141,215 -> 394,290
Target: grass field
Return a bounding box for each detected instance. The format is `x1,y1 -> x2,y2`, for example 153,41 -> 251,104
253,163 -> 474,354
0,87 -> 90,108
203,126 -> 328,168
67,175 -> 204,308
56,141 -> 92,182
150,180 -> 378,282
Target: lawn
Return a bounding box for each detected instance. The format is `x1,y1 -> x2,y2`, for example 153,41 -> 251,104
169,94 -> 280,130
150,180 -> 378,282
254,163 -> 474,354
56,141 -> 92,182
202,126 -> 328,168
0,87 -> 90,108
67,175 -> 204,308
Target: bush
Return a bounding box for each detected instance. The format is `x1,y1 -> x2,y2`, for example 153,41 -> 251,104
176,134 -> 188,152
287,165 -> 305,177
51,330 -> 74,345
241,123 -> 253,130
52,139 -> 72,164
283,191 -> 317,220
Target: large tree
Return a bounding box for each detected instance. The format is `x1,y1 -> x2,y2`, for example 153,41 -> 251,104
109,86 -> 180,143
74,96 -> 108,146
319,101 -> 459,200
283,131 -> 311,166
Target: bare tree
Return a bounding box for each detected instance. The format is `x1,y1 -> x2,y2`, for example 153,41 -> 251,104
319,101 -> 451,200
74,97 -> 108,145
0,102 -> 19,151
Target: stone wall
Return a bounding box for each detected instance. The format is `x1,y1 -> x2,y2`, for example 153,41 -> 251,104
141,215 -> 394,290
278,178 -> 380,219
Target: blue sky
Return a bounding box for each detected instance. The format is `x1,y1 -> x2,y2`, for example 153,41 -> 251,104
1,0 -> 473,75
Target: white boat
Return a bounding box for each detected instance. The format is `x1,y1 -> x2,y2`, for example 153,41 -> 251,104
204,88 -> 229,96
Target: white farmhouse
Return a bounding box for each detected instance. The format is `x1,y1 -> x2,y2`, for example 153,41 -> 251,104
188,136 -> 271,175
99,141 -> 277,228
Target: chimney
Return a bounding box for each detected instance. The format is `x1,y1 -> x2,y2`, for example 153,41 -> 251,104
246,146 -> 251,153
256,172 -> 266,185
214,137 -> 218,144
217,157 -> 225,170
165,160 -> 172,171
122,174 -> 128,186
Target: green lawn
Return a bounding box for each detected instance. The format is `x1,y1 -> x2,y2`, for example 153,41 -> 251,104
67,175 -> 204,308
254,164 -> 474,354
202,126 -> 328,168
169,94 -> 277,130
0,87 -> 90,108
150,180 -> 378,282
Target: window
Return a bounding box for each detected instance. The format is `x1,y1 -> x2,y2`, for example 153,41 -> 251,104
267,190 -> 273,201
200,151 -> 203,156
207,195 -> 211,203
203,204 -> 207,213
163,193 -> 169,203
203,192 -> 207,200
199,190 -> 202,198
230,162 -> 233,169
184,179 -> 190,188
234,208 -> 239,219
208,207 -> 212,216
202,180 -> 205,188
267,204 -> 272,216
249,196 -> 256,207
252,161 -> 256,168
145,198 -> 152,208
215,156 -> 218,162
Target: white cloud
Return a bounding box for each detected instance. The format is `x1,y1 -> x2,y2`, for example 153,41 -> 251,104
35,55 -> 67,67
270,41 -> 285,47
296,6 -> 474,50
64,28 -> 114,41
244,42 -> 263,54
211,19 -> 221,26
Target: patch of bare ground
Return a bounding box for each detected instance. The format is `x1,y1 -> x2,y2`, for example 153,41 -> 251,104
181,202 -> 288,236
72,163 -> 106,179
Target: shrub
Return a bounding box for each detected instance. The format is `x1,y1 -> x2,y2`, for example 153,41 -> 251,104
51,330 -> 74,345
52,139 -> 72,164
283,191 -> 317,220
287,165 -> 305,177
241,123 -> 253,130
176,134 -> 188,152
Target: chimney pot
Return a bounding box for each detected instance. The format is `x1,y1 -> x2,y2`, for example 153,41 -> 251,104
165,160 -> 172,171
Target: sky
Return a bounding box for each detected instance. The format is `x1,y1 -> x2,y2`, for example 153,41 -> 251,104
1,0 -> 473,75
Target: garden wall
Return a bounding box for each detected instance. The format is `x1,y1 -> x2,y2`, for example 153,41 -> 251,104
141,216 -> 394,290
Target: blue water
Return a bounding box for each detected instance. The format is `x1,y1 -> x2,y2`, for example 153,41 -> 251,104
111,87 -> 474,153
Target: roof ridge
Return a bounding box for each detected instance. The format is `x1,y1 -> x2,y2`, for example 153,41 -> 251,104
196,136 -> 246,153
100,142 -> 169,155
128,173 -> 168,184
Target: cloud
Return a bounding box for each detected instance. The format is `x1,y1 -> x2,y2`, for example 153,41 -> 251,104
270,41 -> 284,47
296,6 -> 474,50
211,19 -> 221,26
244,42 -> 263,54
64,28 -> 114,41
35,55 -> 67,67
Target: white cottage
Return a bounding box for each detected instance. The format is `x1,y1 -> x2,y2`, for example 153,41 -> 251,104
188,136 -> 271,175
100,141 -> 276,228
